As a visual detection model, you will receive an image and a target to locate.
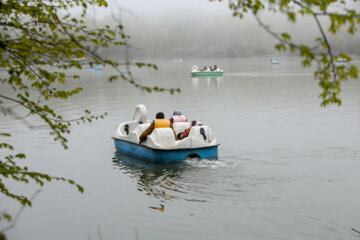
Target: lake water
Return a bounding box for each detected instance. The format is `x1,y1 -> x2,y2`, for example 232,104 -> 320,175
1,57 -> 360,239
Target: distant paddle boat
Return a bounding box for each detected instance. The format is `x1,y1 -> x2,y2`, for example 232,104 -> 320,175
335,58 -> 347,63
113,105 -> 219,163
271,58 -> 279,64
88,65 -> 102,71
191,65 -> 223,77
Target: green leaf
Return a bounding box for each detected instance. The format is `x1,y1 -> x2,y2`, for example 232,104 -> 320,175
281,33 -> 291,40
15,153 -> 26,159
76,184 -> 84,193
349,66 -> 358,79
287,12 -> 296,22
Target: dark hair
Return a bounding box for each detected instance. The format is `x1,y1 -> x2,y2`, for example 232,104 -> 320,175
191,120 -> 197,126
156,112 -> 165,119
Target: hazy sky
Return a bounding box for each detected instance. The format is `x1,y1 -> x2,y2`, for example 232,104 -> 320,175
74,0 -> 360,58
95,0 -> 230,18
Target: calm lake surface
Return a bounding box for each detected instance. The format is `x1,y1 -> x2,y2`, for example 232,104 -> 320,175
1,57 -> 360,239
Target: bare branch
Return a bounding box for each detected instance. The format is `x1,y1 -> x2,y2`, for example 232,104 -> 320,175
312,14 -> 337,83
0,189 -> 41,233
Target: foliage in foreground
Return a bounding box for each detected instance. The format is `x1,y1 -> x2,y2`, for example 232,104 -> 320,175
213,0 -> 359,106
0,0 -> 180,222
1,0 -> 359,232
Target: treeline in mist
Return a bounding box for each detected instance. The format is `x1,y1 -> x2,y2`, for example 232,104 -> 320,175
88,6 -> 360,61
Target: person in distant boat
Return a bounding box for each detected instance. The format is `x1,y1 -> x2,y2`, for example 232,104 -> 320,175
169,110 -> 187,123
210,65 -> 217,71
178,120 -> 203,140
202,66 -> 208,71
139,112 -> 178,144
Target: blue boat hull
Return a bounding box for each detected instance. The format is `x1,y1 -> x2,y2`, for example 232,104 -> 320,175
113,138 -> 218,163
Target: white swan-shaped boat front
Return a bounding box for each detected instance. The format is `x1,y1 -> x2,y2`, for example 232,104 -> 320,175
113,105 -> 219,163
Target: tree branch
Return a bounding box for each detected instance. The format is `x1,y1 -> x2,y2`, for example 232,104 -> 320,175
0,94 -> 94,124
312,14 -> 337,83
0,189 -> 41,233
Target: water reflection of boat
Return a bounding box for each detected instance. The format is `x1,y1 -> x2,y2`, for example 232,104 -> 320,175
112,151 -> 185,205
113,105 -> 219,163
112,151 -> 212,209
113,151 -> 184,177
190,65 -> 223,77
191,76 -> 223,89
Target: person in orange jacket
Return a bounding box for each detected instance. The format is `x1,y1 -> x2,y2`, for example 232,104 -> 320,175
139,112 -> 178,144
178,120 -> 203,140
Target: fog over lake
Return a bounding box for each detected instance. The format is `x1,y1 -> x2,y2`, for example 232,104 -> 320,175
78,0 -> 360,59
1,1 -> 360,240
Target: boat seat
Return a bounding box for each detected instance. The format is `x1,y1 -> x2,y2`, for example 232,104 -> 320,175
173,137 -> 192,149
145,128 -> 176,148
128,122 -> 151,143
175,126 -> 216,149
173,122 -> 191,135
188,126 -> 214,146
115,120 -> 139,138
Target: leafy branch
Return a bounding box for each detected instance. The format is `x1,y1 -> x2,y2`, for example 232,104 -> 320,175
215,0 -> 359,106
0,189 -> 41,236
0,0 -> 179,218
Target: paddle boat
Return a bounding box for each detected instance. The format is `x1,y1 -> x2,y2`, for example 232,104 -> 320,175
271,58 -> 279,64
88,64 -> 102,70
113,105 -> 219,163
335,57 -> 347,63
191,65 -> 223,77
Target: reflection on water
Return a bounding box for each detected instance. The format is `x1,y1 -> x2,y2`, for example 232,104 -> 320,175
270,63 -> 279,69
112,151 -> 232,209
112,151 -> 186,211
191,76 -> 223,89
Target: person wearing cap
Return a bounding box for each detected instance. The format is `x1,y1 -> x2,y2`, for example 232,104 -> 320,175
169,110 -> 187,124
139,112 -> 178,144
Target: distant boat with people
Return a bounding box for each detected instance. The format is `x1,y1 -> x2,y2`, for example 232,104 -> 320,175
271,58 -> 279,64
191,65 -> 223,77
88,64 -> 102,71
335,57 -> 347,63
